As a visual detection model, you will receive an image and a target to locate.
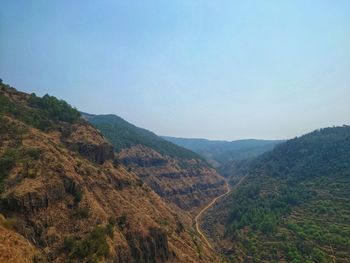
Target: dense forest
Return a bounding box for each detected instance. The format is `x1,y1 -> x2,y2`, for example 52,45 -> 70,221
203,126 -> 350,262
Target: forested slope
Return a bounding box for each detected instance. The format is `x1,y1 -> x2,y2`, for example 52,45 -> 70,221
203,126 -> 350,262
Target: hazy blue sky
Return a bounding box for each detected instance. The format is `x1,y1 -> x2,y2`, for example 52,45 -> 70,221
1,1 -> 349,140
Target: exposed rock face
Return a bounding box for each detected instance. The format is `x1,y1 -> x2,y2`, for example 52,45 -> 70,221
119,145 -> 226,213
72,142 -> 114,164
122,155 -> 168,168
63,121 -> 115,164
1,190 -> 49,212
0,176 -> 81,213
127,228 -> 169,263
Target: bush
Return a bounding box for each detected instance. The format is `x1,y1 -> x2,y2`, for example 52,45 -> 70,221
65,225 -> 112,261
25,148 -> 41,160
117,213 -> 127,229
0,149 -> 18,192
74,207 -> 90,219
136,178 -> 143,187
73,189 -> 83,203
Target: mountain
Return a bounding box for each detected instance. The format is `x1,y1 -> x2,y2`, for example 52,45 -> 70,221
0,82 -> 217,262
162,136 -> 283,167
201,126 -> 350,262
82,113 -> 204,160
83,113 -> 226,213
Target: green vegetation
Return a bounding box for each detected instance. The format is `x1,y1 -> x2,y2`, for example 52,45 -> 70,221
73,189 -> 83,203
84,113 -> 205,160
28,93 -> 80,123
208,126 -> 350,262
74,207 -> 90,219
64,223 -> 115,262
0,116 -> 26,139
227,181 -> 313,236
117,212 -> 127,229
0,83 -> 80,131
162,136 -> 283,166
0,149 -> 18,192
0,146 -> 42,193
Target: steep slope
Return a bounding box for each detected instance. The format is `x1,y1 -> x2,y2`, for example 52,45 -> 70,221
162,136 -> 283,168
84,114 -> 226,213
202,126 -> 350,262
0,83 -> 217,262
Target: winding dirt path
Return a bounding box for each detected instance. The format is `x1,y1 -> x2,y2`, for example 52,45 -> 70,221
194,176 -> 246,250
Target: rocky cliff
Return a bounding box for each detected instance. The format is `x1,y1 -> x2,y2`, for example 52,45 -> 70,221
119,145 -> 226,213
0,83 -> 218,262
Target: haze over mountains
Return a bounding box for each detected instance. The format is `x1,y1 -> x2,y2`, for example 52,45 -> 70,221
1,81 -> 350,263
1,1 -> 350,262
162,136 -> 283,167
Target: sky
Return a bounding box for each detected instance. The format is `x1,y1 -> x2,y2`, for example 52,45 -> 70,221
1,1 -> 349,140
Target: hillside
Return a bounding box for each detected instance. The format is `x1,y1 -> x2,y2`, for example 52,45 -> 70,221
83,113 -> 204,160
0,82 -> 218,262
84,113 -> 226,213
162,136 -> 283,167
202,126 -> 350,262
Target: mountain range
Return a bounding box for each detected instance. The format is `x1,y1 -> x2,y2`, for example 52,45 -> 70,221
1,81 -> 349,263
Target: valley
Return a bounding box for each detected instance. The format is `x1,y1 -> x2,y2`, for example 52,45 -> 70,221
0,82 -> 349,263
2,2 -> 349,262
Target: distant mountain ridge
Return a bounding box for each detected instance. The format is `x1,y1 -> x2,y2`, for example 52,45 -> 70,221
162,136 -> 284,166
82,113 -> 204,161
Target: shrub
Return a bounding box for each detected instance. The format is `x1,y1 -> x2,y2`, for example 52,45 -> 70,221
136,178 -> 143,187
74,207 -> 90,219
65,225 -> 111,261
0,149 -> 18,192
74,190 -> 83,203
117,212 -> 127,229
25,148 -> 41,160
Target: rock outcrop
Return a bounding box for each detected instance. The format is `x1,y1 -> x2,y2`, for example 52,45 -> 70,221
72,142 -> 114,164
119,145 -> 226,213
